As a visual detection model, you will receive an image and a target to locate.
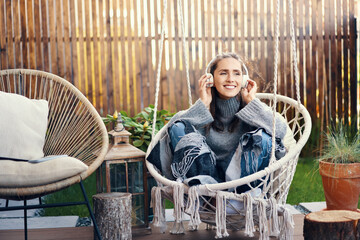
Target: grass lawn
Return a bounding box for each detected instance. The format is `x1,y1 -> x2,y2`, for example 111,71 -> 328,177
287,157 -> 325,205
43,157 -> 327,217
43,174 -> 97,217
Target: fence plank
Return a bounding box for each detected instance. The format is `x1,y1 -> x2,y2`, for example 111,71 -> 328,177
246,0 -> 251,58
62,0 -> 71,80
0,0 -> 7,69
133,0 -> 141,113
105,0 -> 114,114
349,0 -> 357,127
128,0 -> 136,115
91,0 -> 100,110
298,0 -> 304,103
173,0 -> 181,110
266,0 -> 272,86
20,0 -> 27,69
13,0 -> 21,68
259,0 -> 266,82
343,0 -> 349,125
48,0 -> 57,74
84,0 -> 93,102
33,0 -> 42,70
279,0 -> 285,96
140,0 -> 149,110
286,0 -> 291,98
330,0 -> 337,120
121,2 -> 128,111
317,0 -> 324,128
323,0 -> 330,127
113,0 -> 121,111
98,0 -> 108,114
56,0 -> 64,76
336,0 -> 342,120
69,0 -> 77,86
253,0 -> 258,61
194,0 -> 200,99
77,0 -> 85,92
27,0 -> 36,69
189,0 -> 195,104
234,0 -> 239,53
41,0 -> 49,72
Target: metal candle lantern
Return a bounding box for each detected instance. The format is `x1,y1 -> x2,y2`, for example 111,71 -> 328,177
97,113 -> 150,234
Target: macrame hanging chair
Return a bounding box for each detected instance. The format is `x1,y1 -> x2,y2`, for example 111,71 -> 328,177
146,0 -> 312,239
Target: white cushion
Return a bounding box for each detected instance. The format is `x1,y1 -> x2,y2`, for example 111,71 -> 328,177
0,92 -> 48,160
0,156 -> 88,187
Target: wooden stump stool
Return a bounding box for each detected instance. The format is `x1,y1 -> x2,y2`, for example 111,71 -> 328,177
303,210 -> 360,240
93,192 -> 132,240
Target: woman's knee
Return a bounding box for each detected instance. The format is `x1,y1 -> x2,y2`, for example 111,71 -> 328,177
169,121 -> 186,150
169,122 -> 186,137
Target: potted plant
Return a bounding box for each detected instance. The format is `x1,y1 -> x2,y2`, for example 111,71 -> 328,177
318,123 -> 360,211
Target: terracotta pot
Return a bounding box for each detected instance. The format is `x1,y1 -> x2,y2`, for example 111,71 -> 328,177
319,161 -> 360,211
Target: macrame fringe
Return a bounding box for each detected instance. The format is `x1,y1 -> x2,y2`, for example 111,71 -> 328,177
258,199 -> 269,240
170,183 -> 185,234
150,186 -> 167,232
243,193 -> 255,237
269,197 -> 280,236
215,192 -> 229,238
281,208 -> 294,240
185,186 -> 201,230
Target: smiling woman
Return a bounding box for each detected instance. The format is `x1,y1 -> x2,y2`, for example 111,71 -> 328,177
147,52 -> 289,189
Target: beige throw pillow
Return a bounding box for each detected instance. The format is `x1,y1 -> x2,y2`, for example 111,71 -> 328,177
0,92 -> 48,160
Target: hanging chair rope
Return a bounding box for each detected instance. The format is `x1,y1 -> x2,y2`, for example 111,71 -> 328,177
270,0 -> 301,163
178,0 -> 193,107
152,0 -> 192,138
270,0 -> 281,164
152,0 -> 168,138
288,0 -> 301,107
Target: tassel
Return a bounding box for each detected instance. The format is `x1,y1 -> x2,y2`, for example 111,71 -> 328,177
282,208 -> 294,240
170,183 -> 185,234
151,186 -> 167,232
243,193 -> 255,237
269,198 -> 280,236
258,199 -> 269,240
185,186 -> 201,230
215,192 -> 229,238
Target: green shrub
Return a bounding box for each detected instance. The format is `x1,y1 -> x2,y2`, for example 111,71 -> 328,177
102,105 -> 175,152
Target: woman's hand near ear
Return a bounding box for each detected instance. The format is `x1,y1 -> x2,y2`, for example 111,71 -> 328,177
241,79 -> 257,104
199,74 -> 213,108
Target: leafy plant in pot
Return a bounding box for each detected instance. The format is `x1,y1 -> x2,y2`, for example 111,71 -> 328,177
318,124 -> 360,211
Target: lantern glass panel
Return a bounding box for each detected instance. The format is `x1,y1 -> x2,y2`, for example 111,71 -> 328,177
100,162 -> 107,192
128,161 -> 144,193
109,163 -> 127,192
132,194 -> 145,226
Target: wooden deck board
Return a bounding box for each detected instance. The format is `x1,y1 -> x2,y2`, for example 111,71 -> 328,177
0,214 -> 304,239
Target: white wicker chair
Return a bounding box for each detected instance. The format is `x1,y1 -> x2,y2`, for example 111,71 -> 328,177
146,93 -> 312,238
0,69 -> 108,240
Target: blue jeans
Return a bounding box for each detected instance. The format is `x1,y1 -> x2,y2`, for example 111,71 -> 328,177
169,121 -> 186,152
169,122 -> 273,191
236,130 -> 272,193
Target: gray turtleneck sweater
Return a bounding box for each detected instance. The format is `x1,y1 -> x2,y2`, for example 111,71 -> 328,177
169,96 -> 287,166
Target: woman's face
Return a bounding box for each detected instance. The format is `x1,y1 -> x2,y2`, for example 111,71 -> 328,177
213,57 -> 243,100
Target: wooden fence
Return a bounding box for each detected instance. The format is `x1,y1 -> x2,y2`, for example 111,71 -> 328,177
0,0 -> 358,130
